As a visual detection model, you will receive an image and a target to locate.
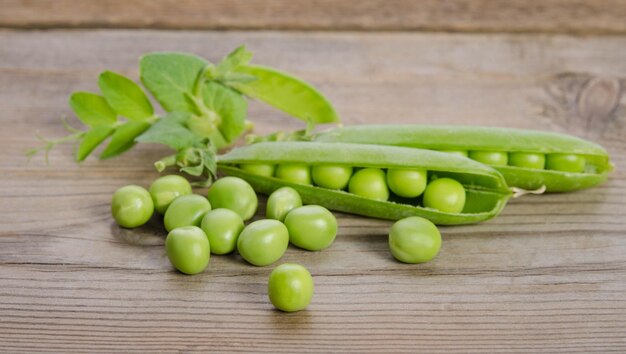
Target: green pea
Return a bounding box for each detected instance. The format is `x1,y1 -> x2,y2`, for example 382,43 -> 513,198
200,208 -> 244,255
165,226 -> 210,275
149,175 -> 192,214
348,168 -> 389,201
237,219 -> 289,266
311,165 -> 353,190
240,163 -> 275,177
388,216 -> 441,264
546,153 -> 586,173
509,152 -> 545,169
266,187 -> 302,222
207,177 -> 258,221
275,164 -> 312,185
284,205 -> 337,251
439,150 -> 468,158
111,185 -> 154,228
386,168 -> 427,198
423,178 -> 466,213
268,263 -> 314,312
164,194 -> 212,232
469,150 -> 508,166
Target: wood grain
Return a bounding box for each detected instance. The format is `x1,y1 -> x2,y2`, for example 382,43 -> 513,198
2,0 -> 626,34
1,30 -> 625,352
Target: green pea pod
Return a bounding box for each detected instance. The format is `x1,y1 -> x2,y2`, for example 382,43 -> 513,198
218,142 -> 512,225
314,125 -> 613,192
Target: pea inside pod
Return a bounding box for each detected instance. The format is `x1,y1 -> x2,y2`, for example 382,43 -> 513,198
218,142 -> 511,225
314,125 -> 613,192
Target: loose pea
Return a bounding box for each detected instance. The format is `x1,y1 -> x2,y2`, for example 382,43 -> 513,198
439,150 -> 468,158
386,168 -> 427,198
423,178 -> 466,213
240,163 -> 275,177
469,151 -> 508,166
165,226 -> 210,275
275,164 -> 312,185
111,185 -> 154,228
546,153 -> 586,173
348,168 -> 389,201
149,175 -> 192,214
312,165 -> 353,190
207,177 -> 258,221
266,187 -> 302,221
388,216 -> 441,264
268,263 -> 314,312
237,219 -> 289,266
200,208 -> 244,255
284,205 -> 337,251
509,152 -> 546,170
164,194 -> 212,232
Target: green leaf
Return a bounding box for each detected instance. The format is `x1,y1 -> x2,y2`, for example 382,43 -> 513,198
231,65 -> 340,124
140,52 -> 209,112
180,163 -> 204,176
100,121 -> 151,159
201,146 -> 217,180
216,46 -> 253,75
135,112 -> 203,150
201,82 -> 247,145
98,70 -> 154,121
69,92 -> 117,127
76,126 -> 114,161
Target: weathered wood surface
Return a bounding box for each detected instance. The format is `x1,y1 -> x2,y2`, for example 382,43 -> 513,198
1,30 -> 625,352
3,0 -> 626,34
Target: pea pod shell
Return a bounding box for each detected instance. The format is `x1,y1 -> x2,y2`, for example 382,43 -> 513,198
314,125 -> 612,192
218,142 -> 511,225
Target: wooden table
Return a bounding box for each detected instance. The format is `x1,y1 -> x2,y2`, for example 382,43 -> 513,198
2,7 -> 626,352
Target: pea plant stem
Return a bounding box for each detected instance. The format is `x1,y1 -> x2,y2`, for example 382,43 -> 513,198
27,131 -> 86,163
154,154 -> 177,172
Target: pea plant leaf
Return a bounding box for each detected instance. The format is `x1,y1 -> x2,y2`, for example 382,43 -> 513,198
201,145 -> 217,181
100,121 -> 151,159
203,46 -> 256,87
69,92 -> 117,127
230,65 -> 340,124
135,112 -> 203,151
180,162 -> 205,176
177,144 -> 217,185
140,52 -> 209,113
98,71 -> 154,121
215,46 -> 253,75
32,45 -> 343,187
76,126 -> 115,161
201,82 -> 248,145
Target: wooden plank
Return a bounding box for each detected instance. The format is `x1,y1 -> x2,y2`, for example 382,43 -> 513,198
2,0 -> 626,34
1,30 -> 625,352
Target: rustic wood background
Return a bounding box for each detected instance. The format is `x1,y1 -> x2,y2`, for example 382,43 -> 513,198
3,0 -> 626,34
1,1 -> 625,353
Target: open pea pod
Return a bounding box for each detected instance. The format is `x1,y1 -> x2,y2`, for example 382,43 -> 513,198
218,142 -> 512,225
314,125 -> 613,192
